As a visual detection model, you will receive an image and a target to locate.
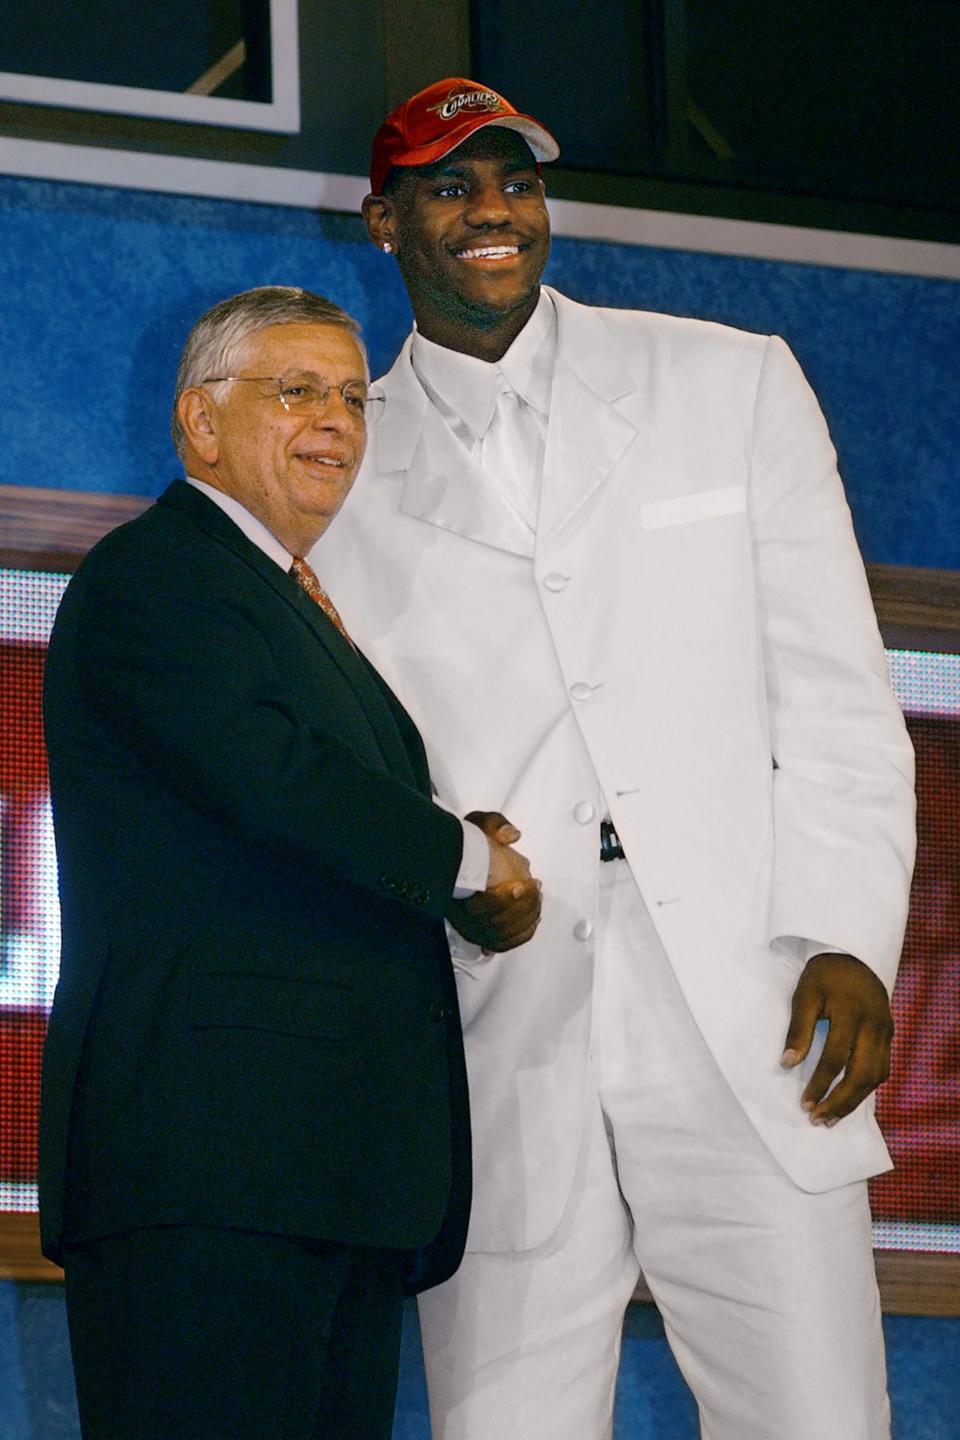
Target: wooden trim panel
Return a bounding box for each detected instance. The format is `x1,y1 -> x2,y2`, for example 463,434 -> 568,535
869,563 -> 960,652
0,1213 -> 62,1282
0,483 -> 150,572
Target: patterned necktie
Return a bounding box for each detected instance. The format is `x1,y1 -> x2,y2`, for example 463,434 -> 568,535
289,556 -> 354,647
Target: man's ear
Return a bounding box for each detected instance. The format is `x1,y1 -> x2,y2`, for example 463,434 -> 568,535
178,387 -> 219,467
362,194 -> 399,255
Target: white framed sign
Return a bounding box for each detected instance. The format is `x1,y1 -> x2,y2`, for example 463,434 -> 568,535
0,0 -> 299,133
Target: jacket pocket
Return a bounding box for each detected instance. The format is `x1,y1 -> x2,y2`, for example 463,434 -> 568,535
640,486 -> 746,530
185,972 -> 359,1040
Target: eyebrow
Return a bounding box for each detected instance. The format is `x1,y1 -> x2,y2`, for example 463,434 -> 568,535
427,157 -> 536,181
276,368 -> 369,388
280,369 -> 366,380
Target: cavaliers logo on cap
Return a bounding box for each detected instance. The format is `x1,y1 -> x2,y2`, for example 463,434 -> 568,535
368,77 -> 560,194
428,88 -> 507,123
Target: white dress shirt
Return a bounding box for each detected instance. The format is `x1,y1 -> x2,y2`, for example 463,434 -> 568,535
411,290 -> 557,534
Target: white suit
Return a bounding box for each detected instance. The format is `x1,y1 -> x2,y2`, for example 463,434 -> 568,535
313,287 -> 915,1436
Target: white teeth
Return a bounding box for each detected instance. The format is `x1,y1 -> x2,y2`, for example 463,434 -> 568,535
459,245 -> 519,259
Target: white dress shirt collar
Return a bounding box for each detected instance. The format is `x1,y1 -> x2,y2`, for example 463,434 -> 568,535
410,288 -> 557,441
185,476 -> 293,571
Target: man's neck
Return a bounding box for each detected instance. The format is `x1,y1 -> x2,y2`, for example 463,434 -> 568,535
185,471 -> 326,560
412,287 -> 541,362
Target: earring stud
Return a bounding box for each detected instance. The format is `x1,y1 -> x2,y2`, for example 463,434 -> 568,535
382,242 -> 394,254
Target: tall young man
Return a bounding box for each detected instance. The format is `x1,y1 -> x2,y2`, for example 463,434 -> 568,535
312,82 -> 915,1439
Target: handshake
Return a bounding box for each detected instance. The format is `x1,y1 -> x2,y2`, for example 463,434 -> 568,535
445,810 -> 542,954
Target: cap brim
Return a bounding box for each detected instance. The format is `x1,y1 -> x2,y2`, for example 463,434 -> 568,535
483,115 -> 560,163
390,112 -> 560,174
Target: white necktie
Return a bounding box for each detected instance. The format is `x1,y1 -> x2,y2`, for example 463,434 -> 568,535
477,379 -> 544,532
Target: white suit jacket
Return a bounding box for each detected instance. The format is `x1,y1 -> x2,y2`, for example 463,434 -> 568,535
313,287 -> 916,1253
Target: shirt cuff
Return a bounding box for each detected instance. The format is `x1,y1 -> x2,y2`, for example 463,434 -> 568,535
453,817 -> 490,898
773,935 -> 853,971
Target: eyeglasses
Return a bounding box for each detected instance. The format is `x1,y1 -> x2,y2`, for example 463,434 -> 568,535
201,372 -> 385,419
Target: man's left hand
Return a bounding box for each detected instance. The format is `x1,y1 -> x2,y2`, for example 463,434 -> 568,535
447,881 -> 542,953
781,953 -> 893,1125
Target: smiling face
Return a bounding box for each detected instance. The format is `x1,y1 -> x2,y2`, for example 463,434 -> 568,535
365,127 -> 551,359
177,321 -> 368,555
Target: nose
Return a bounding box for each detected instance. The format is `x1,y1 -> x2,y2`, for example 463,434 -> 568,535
463,180 -> 511,229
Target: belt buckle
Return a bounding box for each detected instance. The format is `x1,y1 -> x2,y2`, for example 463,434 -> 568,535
600,819 -> 625,862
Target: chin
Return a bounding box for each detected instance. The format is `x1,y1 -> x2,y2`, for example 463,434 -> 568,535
464,277 -> 539,315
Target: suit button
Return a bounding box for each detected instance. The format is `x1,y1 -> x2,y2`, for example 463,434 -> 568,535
573,918 -> 593,942
543,572 -> 567,592
573,802 -> 595,824
428,1001 -> 445,1023
570,682 -> 593,702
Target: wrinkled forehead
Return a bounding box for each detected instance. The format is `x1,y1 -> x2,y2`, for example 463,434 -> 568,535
234,321 -> 368,377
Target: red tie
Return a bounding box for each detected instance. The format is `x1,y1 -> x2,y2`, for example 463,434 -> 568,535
289,556 -> 354,647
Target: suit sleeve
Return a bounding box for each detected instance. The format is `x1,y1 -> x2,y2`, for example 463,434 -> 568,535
74,537 -> 463,921
750,335 -> 916,992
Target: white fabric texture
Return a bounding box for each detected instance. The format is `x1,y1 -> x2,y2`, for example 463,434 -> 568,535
410,290 -> 555,449
477,379 -> 544,533
419,863 -> 889,1440
311,288 -> 913,1435
409,293 -> 554,548
312,293 -> 914,1225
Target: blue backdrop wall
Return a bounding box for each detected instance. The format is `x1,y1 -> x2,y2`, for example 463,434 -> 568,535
0,174 -> 957,568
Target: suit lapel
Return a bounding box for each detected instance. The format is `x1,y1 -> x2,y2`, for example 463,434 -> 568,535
286,583 -> 420,784
357,651 -> 433,793
374,294 -> 647,558
158,482 -> 418,784
535,288 -> 642,551
375,342 -> 536,556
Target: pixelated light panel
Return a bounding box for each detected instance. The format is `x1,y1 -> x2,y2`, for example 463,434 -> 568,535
1,568 -> 66,1210
871,653 -> 960,1255
1,570 -> 959,1254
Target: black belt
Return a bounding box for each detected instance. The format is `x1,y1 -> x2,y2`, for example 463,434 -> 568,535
600,819 -> 626,862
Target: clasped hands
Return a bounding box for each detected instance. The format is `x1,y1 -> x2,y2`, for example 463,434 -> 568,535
445,811 -> 542,953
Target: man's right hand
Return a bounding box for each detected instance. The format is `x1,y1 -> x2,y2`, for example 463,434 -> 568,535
445,811 -> 542,952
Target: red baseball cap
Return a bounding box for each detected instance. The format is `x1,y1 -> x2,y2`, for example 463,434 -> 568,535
369,77 -> 560,195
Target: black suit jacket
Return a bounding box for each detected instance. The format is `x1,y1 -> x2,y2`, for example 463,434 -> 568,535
40,480 -> 470,1289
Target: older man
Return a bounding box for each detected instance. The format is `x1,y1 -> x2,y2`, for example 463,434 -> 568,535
311,81 -> 916,1439
40,285 -> 539,1440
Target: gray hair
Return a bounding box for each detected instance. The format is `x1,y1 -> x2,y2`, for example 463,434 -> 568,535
171,285 -> 364,459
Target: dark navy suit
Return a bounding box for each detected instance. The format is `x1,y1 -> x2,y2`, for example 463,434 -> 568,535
40,479 -> 471,1437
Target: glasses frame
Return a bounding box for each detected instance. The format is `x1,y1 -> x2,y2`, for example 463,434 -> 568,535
200,373 -> 384,417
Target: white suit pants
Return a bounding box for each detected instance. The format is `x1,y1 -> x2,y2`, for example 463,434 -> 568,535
419,862 -> 889,1439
